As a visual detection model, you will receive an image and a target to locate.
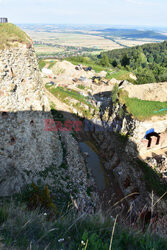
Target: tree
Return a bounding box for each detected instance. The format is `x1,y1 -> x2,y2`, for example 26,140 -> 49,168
111,84 -> 119,103
121,54 -> 130,67
112,59 -> 118,67
100,54 -> 110,67
136,69 -> 156,84
148,55 -> 154,63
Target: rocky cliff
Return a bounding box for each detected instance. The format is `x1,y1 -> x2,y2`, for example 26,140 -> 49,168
0,43 -> 64,196
98,97 -> 167,185
0,28 -> 96,211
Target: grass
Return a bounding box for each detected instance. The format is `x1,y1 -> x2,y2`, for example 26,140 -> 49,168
38,60 -> 57,71
0,206 -> 8,225
0,23 -> 31,49
46,85 -> 94,109
46,85 -> 98,119
106,69 -> 136,83
77,84 -> 86,90
48,61 -> 56,69
38,59 -> 46,71
119,90 -> 167,121
91,64 -> 109,73
0,202 -> 167,250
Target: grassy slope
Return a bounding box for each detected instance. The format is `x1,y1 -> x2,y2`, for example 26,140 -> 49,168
46,85 -> 97,119
0,200 -> 167,249
119,91 -> 167,121
38,60 -> 57,71
0,23 -> 31,49
46,85 -> 89,105
106,70 -> 135,82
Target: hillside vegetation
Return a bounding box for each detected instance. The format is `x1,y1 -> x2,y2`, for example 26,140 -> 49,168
0,197 -> 167,249
67,41 -> 167,84
101,41 -> 167,84
66,56 -> 134,83
0,23 -> 31,49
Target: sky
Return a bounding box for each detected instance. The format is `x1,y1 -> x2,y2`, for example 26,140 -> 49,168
0,0 -> 167,27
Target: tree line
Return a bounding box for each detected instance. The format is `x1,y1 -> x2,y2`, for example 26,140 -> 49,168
100,41 -> 167,84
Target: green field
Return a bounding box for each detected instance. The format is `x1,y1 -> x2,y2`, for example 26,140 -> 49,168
48,61 -> 56,69
120,91 -> 167,120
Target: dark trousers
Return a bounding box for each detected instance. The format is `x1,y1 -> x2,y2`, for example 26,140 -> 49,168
146,132 -> 160,148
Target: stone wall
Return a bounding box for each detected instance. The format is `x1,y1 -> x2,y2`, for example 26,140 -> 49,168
0,44 -> 63,196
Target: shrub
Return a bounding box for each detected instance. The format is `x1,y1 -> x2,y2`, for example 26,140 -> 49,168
111,84 -> 119,104
19,183 -> 57,214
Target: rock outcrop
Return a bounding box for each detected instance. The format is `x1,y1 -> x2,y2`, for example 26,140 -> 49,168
0,43 -> 63,196
100,100 -> 167,158
0,34 -> 98,212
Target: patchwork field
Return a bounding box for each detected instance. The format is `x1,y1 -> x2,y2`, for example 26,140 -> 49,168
21,24 -> 163,58
114,38 -> 161,47
26,30 -> 123,50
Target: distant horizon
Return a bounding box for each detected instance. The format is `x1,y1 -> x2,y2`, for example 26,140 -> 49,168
16,23 -> 167,28
1,0 -> 167,28
17,23 -> 167,31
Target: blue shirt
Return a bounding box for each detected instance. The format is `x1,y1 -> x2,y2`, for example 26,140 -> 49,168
144,128 -> 154,138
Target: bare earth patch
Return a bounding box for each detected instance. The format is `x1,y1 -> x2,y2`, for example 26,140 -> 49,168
123,82 -> 167,102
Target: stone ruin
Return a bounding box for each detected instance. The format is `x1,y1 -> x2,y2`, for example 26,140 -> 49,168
0,18 -> 8,23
